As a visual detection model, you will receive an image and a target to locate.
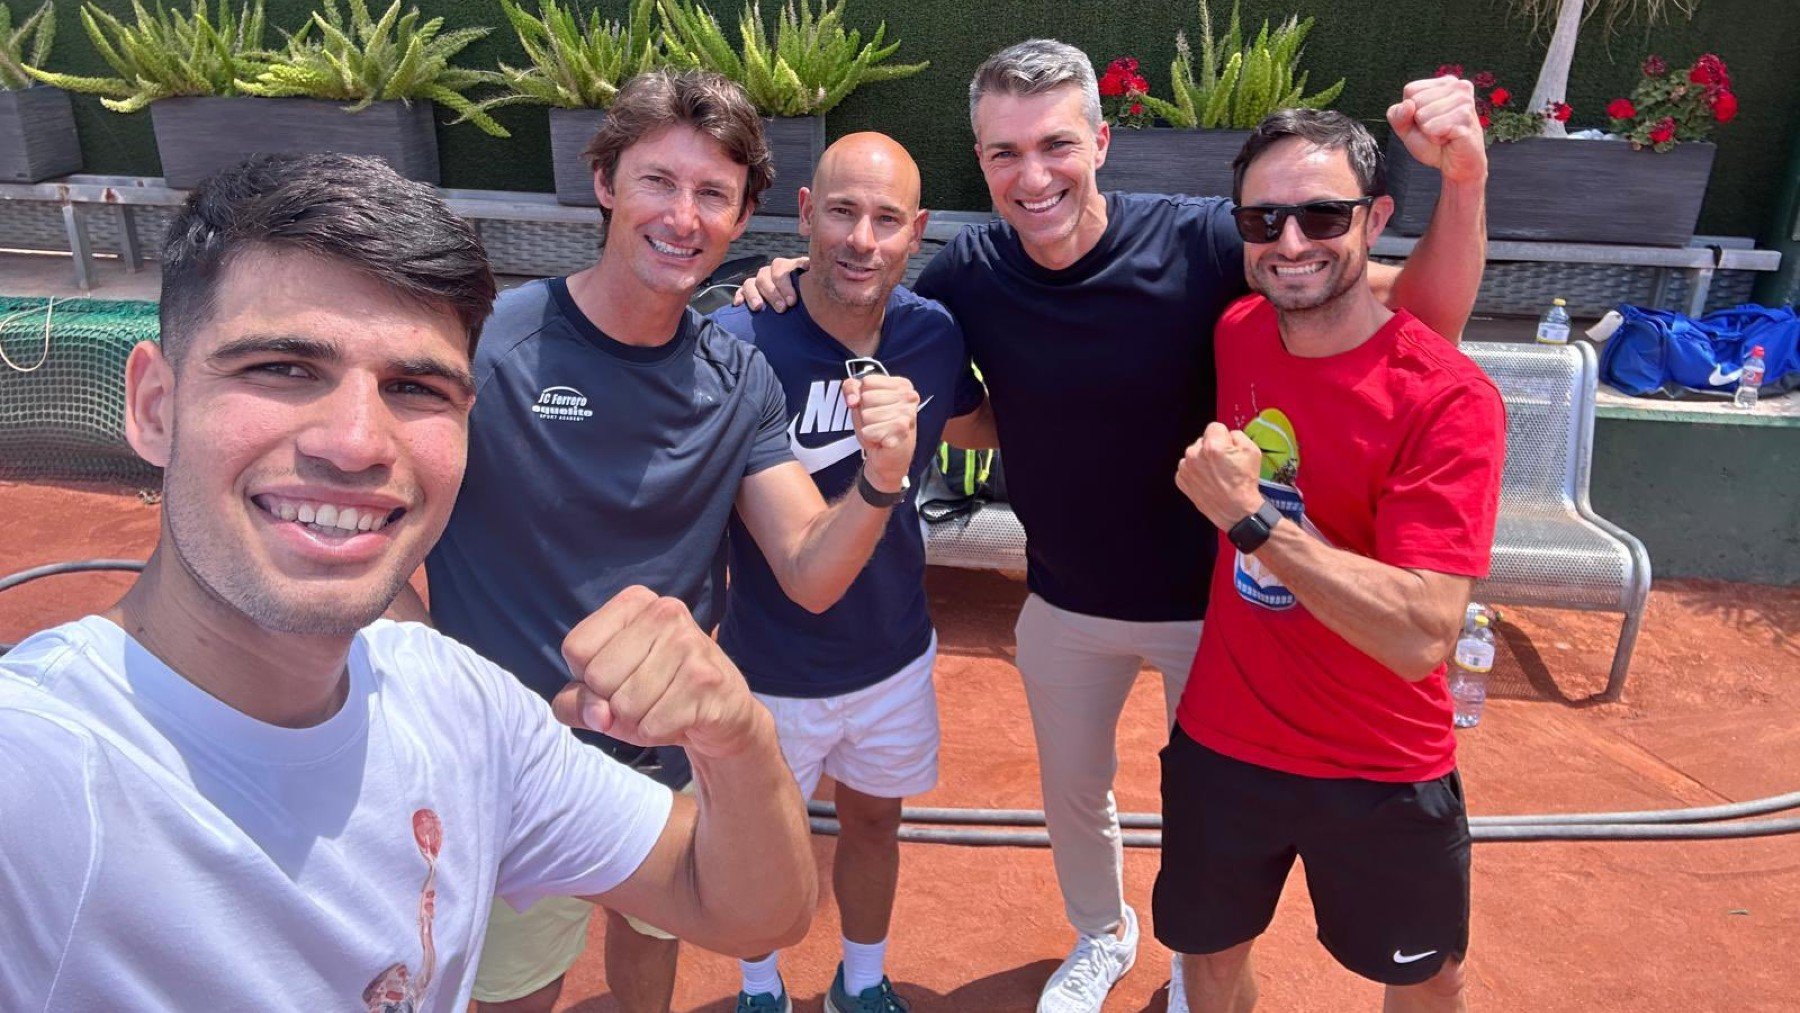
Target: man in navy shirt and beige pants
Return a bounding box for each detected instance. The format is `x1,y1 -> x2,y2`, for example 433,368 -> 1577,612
739,38 -> 1490,1013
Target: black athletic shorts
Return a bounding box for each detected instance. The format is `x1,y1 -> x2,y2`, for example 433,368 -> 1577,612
1153,726 -> 1470,986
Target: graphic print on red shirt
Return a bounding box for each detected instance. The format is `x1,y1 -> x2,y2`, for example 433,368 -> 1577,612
1177,295 -> 1506,782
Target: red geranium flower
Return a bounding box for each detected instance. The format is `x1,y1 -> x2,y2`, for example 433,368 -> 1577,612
1472,70 -> 1496,89
1489,87 -> 1510,107
1548,101 -> 1572,122
1642,54 -> 1667,76
1129,74 -> 1149,94
1130,102 -> 1145,116
1607,98 -> 1636,120
1478,113 -> 1491,129
1649,117 -> 1676,144
1435,63 -> 1463,79
1098,69 -> 1125,98
1711,90 -> 1739,123
1688,53 -> 1729,91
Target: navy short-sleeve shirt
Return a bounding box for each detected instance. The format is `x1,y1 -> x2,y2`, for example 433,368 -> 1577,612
711,281 -> 983,697
914,192 -> 1248,622
426,278 -> 791,706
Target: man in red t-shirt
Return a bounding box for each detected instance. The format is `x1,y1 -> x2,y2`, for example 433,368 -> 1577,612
1153,109 -> 1506,1013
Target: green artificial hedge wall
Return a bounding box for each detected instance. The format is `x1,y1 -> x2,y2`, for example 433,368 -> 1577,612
22,0 -> 1800,239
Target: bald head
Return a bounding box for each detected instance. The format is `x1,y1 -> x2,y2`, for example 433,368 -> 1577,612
798,132 -> 928,311
810,131 -> 922,213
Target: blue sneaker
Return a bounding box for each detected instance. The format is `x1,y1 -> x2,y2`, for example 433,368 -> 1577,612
735,981 -> 792,1013
825,963 -> 910,1013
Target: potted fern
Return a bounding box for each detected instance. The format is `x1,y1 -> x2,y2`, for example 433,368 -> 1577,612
2,1 -> 81,182
484,0 -> 662,207
1100,1 -> 1343,199
659,0 -> 927,215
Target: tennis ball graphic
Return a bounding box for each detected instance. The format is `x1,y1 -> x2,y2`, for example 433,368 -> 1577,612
1245,408 -> 1299,484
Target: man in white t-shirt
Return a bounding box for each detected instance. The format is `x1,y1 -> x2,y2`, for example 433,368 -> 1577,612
0,152 -> 815,1012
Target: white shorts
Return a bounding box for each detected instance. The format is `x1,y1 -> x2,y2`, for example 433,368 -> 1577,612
755,636 -> 940,800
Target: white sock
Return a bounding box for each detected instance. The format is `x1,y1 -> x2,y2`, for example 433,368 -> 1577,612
740,953 -> 783,998
842,936 -> 888,995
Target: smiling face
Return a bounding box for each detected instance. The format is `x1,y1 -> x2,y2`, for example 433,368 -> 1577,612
1238,136 -> 1393,313
127,248 -> 475,635
597,124 -> 753,299
972,85 -> 1110,265
798,133 -> 927,309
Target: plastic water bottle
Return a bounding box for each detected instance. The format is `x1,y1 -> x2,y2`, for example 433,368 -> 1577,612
1450,614 -> 1496,729
1535,298 -> 1572,345
1734,345 -> 1766,410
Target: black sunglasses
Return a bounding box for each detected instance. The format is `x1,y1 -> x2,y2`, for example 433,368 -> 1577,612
1232,197 -> 1375,244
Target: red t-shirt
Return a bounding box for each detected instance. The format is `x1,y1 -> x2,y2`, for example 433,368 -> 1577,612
1176,296 -> 1506,782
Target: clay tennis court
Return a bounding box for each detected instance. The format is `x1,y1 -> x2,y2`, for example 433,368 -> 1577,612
1,480 -> 1795,1011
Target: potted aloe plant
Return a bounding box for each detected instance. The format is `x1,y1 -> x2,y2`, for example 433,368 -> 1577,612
658,0 -> 927,215
29,0 -> 506,188
1100,0 -> 1343,199
2,1 -> 81,182
483,0 -> 662,206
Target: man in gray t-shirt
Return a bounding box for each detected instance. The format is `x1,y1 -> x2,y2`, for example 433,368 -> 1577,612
414,72 -> 920,1013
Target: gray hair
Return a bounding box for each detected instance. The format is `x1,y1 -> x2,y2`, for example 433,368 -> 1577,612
967,39 -> 1103,134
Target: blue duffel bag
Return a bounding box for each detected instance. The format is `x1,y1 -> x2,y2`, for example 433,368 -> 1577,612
1600,303 -> 1800,397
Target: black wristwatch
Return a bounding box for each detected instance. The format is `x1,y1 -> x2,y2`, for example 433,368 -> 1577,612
856,468 -> 910,508
1227,499 -> 1284,554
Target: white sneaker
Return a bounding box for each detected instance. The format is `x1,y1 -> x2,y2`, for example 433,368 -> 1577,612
1167,953 -> 1189,1013
1037,906 -> 1139,1013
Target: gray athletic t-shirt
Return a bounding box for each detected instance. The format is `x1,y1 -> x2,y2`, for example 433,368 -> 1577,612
427,277 -> 792,711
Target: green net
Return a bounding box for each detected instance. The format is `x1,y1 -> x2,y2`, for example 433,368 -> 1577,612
0,296 -> 163,487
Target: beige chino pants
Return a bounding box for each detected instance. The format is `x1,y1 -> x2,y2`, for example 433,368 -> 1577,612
1014,593 -> 1204,937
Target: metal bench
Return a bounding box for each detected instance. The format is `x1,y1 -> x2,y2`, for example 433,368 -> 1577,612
922,340 -> 1652,702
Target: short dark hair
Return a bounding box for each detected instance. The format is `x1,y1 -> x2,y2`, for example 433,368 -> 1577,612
1231,109 -> 1386,205
159,153 -> 496,362
583,69 -> 773,221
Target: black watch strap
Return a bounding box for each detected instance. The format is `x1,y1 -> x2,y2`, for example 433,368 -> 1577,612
1227,499 -> 1284,554
856,468 -> 909,508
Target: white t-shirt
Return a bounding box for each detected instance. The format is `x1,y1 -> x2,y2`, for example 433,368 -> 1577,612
0,616 -> 673,1012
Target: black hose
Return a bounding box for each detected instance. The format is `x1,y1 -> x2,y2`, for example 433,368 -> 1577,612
0,559 -> 146,654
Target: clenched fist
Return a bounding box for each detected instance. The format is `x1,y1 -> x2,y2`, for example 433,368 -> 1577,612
1175,422 -> 1266,531
553,586 -> 770,759
1388,75 -> 1488,186
844,372 -> 919,494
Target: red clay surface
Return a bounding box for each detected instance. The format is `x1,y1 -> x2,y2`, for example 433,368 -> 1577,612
2,480 -> 1796,1011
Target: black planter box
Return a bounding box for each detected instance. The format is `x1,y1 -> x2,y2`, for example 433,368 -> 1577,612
0,86 -> 83,183
1386,136 -> 1716,247
149,96 -> 441,188
549,109 -> 822,217
549,106 -> 607,205
1097,127 -> 1251,199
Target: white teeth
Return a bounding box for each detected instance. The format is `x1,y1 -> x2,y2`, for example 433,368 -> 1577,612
1274,263 -> 1326,276
648,237 -> 698,258
1020,193 -> 1062,212
261,495 -> 393,533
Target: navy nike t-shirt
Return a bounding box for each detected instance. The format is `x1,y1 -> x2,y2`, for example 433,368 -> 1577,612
914,192 -> 1248,622
427,277 -> 792,713
712,280 -> 984,698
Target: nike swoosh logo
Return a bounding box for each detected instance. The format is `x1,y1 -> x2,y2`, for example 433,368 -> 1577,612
1393,949 -> 1438,964
1708,365 -> 1743,386
784,396 -> 933,475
